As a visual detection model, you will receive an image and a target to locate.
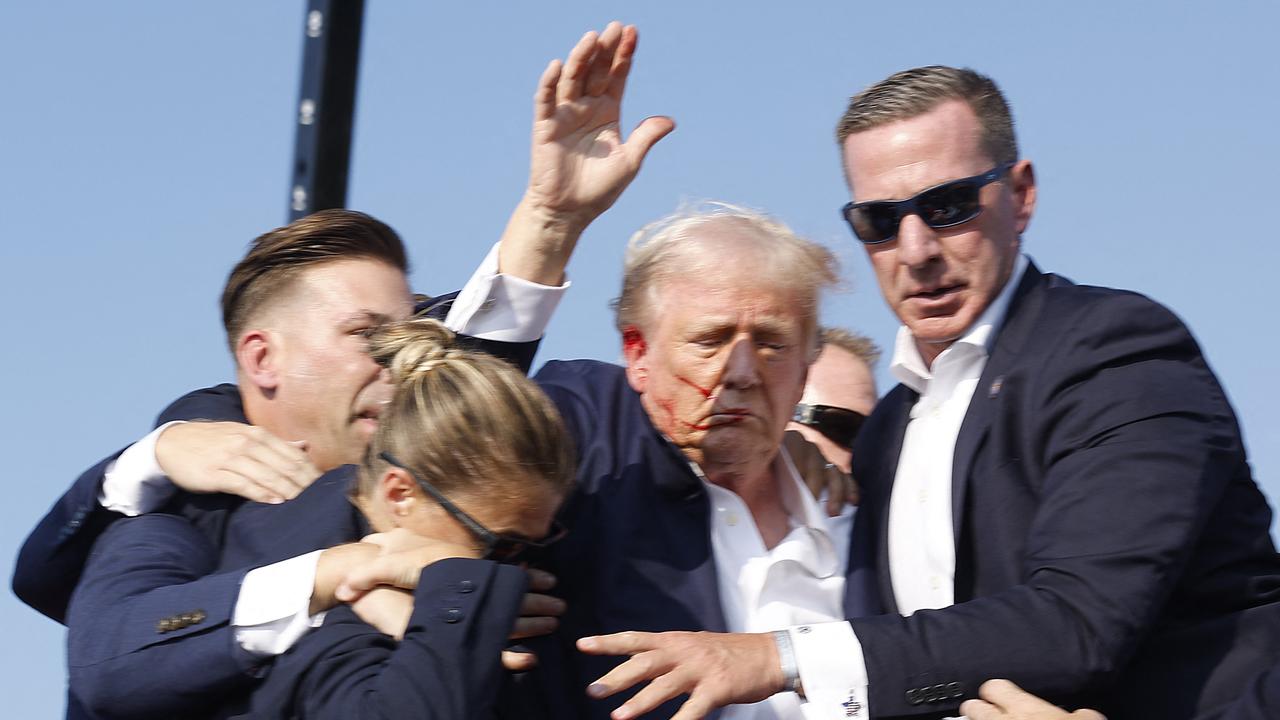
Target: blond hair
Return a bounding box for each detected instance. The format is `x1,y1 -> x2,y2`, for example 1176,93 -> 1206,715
356,318 -> 575,502
612,202 -> 839,355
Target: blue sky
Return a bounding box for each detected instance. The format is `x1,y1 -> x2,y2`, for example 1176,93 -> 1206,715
3,2 -> 1277,714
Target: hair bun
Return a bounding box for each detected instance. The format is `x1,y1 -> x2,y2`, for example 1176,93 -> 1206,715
366,318 -> 461,381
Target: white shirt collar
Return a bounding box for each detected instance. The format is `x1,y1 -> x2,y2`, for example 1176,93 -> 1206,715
890,253 -> 1030,394
688,446 -> 836,542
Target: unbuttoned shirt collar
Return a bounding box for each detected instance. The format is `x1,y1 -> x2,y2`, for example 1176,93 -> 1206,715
889,253 -> 1030,395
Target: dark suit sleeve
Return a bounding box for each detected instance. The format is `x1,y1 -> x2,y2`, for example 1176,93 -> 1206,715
11,384 -> 246,624
1223,664 -> 1280,720
244,558 -> 527,720
851,294 -> 1255,716
67,513 -> 258,720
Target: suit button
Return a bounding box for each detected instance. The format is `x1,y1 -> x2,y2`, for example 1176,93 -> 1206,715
156,619 -> 173,633
947,681 -> 963,699
444,608 -> 463,623
905,688 -> 923,705
191,610 -> 207,624
458,580 -> 475,594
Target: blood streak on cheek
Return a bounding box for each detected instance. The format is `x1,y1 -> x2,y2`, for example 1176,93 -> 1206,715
676,375 -> 714,399
657,393 -> 711,431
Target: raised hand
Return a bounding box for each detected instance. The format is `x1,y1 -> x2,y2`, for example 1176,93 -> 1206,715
155,421 -> 320,504
499,22 -> 675,285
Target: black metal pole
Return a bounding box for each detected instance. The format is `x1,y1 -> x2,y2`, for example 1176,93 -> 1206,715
287,0 -> 366,221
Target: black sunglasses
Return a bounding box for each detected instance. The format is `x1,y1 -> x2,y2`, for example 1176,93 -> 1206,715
379,451 -> 567,564
792,403 -> 866,448
841,163 -> 1013,244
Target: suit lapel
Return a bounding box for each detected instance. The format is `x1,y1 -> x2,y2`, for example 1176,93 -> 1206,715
951,264 -> 1048,547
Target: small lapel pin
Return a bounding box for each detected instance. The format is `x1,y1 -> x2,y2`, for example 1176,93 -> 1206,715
989,376 -> 1004,398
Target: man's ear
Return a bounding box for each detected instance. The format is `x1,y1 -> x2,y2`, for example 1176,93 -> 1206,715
236,329 -> 281,393
621,326 -> 650,394
1010,159 -> 1037,235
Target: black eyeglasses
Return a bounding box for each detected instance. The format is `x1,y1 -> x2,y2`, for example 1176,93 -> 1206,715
792,403 -> 866,448
379,451 -> 567,564
841,163 -> 1013,244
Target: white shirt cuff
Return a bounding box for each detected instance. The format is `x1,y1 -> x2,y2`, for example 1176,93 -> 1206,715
443,241 -> 569,343
98,421 -> 185,516
233,550 -> 327,657
790,621 -> 869,720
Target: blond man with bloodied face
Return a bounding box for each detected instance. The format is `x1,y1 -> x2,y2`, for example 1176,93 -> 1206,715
528,205 -> 873,720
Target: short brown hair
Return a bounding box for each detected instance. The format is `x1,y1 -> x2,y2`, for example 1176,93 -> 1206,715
835,66 -> 1018,166
358,318 -> 575,503
820,326 -> 881,369
220,209 -> 409,351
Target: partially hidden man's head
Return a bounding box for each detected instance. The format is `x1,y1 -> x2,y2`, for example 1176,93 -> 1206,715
614,203 -> 839,477
357,319 -> 575,563
837,66 -> 1037,365
221,209 -> 415,472
787,327 -> 881,474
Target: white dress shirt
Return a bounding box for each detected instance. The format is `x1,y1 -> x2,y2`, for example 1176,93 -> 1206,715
695,448 -> 854,720
97,240 -> 567,656
788,255 -> 1029,719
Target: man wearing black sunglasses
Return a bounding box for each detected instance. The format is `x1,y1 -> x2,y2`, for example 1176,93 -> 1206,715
787,327 -> 880,475
578,66 -> 1280,720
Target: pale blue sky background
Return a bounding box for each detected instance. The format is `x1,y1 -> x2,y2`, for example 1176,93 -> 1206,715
3,2 -> 1277,714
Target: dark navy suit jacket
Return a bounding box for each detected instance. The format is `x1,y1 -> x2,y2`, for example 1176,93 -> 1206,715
846,264 -> 1280,719
526,360 -> 881,720
67,473 -> 527,720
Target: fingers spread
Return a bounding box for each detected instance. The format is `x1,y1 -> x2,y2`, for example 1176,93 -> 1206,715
613,668 -> 688,720
606,24 -> 637,100
584,21 -> 623,97
557,30 -> 598,103
534,59 -> 561,121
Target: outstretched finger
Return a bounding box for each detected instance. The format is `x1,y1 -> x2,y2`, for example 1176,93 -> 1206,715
623,115 -> 676,166
578,631 -> 657,656
586,649 -> 668,701
534,59 -> 562,121
557,30 -> 598,103
585,21 -> 623,97
606,24 -> 638,101
611,669 -> 689,720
